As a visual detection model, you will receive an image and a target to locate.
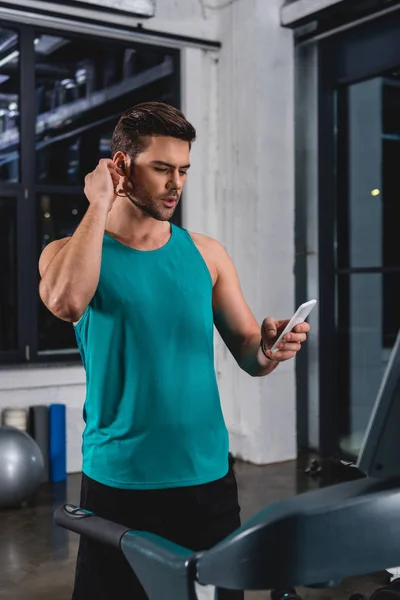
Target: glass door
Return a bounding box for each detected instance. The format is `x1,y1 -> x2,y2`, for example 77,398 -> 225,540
335,73 -> 400,457
318,10 -> 400,459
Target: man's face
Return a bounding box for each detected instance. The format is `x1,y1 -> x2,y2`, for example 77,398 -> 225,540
124,136 -> 191,222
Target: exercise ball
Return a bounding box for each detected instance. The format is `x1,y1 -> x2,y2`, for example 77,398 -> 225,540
0,426 -> 45,508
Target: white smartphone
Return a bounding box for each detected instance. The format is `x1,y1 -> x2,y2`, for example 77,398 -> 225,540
270,299 -> 317,353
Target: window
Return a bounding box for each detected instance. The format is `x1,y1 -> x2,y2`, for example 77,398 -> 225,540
316,10 -> 400,459
37,192 -> 89,354
34,32 -> 176,185
0,26 -> 19,182
334,72 -> 400,457
0,22 -> 180,363
0,198 -> 17,351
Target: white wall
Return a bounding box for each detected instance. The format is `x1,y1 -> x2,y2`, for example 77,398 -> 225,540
0,0 -> 297,470
183,0 -> 296,464
217,0 -> 296,463
148,0 -> 219,40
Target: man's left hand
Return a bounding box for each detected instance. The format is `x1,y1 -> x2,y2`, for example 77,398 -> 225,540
261,317 -> 310,362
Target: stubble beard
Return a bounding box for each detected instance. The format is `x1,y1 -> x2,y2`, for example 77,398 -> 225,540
127,187 -> 178,222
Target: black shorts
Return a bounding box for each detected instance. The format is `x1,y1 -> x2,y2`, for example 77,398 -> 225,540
72,461 -> 244,600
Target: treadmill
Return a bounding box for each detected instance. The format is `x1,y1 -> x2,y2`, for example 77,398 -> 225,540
54,331 -> 400,599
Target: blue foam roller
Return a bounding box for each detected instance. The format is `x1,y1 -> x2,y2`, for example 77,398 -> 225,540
49,404 -> 66,483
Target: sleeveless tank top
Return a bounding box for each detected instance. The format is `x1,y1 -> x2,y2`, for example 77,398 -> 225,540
74,224 -> 229,489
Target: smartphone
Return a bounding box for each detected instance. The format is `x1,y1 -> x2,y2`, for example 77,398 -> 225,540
270,299 -> 317,352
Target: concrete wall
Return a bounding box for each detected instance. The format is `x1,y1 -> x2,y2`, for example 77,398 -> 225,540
214,0 -> 296,463
0,0 -> 297,470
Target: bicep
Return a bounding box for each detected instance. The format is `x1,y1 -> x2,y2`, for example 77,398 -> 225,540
38,237 -> 71,278
213,248 -> 260,350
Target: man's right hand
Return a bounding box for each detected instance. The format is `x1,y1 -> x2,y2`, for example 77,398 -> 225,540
84,159 -> 125,211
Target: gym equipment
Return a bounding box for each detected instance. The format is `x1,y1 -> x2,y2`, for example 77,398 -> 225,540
29,405 -> 50,483
305,456 -> 365,485
1,407 -> 28,431
270,588 -> 302,600
0,426 -> 45,508
49,404 -> 66,483
370,589 -> 400,600
55,331 -> 400,599
367,580 -> 400,600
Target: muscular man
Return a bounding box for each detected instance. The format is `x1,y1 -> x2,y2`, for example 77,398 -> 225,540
39,102 -> 310,600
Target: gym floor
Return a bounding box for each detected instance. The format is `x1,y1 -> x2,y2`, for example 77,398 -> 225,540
0,458 -> 389,600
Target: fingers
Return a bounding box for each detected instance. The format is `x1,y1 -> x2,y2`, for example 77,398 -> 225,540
109,162 -> 125,178
270,350 -> 298,362
269,341 -> 301,363
262,317 -> 278,341
283,331 -> 308,343
262,319 -> 309,342
272,327 -> 309,361
97,159 -> 124,177
97,159 -> 124,188
292,322 -> 311,333
97,158 -> 124,173
84,159 -> 125,206
273,341 -> 302,353
261,315 -> 311,364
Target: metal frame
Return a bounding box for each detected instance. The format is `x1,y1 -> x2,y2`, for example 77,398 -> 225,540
283,0 -> 400,46
0,2 -> 220,52
19,25 -> 38,360
317,10 -> 400,457
281,0 -> 349,27
294,40 -> 320,452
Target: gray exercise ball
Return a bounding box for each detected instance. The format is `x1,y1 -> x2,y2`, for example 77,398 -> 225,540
0,426 -> 45,508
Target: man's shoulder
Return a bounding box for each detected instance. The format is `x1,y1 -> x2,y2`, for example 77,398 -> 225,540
188,231 -> 225,255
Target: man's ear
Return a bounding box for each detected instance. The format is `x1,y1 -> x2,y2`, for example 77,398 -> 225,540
112,151 -> 127,173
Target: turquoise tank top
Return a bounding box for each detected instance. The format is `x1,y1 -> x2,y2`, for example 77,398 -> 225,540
74,224 -> 229,489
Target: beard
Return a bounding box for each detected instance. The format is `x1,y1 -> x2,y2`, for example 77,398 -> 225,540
126,183 -> 179,222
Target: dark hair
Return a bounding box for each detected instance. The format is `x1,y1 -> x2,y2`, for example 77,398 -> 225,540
110,102 -> 196,160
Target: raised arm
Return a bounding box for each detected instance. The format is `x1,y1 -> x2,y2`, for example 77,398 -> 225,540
39,159 -> 123,322
211,241 -> 309,377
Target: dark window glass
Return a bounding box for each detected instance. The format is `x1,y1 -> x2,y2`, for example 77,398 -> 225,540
335,69 -> 400,458
336,272 -> 400,456
34,32 -> 176,185
0,198 -> 17,350
337,74 -> 400,272
37,192 -> 88,353
383,272 -> 400,349
0,27 -> 20,182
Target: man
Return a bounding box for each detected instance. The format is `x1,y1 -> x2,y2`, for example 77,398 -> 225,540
39,102 -> 310,600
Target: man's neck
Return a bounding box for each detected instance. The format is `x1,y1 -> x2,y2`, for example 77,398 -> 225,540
105,198 -> 171,250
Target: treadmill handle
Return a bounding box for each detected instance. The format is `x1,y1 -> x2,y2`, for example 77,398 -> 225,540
54,504 -> 130,549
